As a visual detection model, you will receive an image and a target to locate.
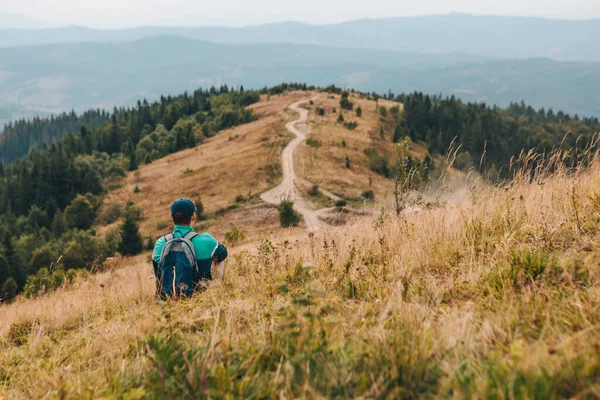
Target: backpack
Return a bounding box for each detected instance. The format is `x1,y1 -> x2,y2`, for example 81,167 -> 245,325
157,231 -> 199,300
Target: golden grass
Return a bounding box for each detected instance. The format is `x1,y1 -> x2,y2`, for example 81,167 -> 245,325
3,147 -> 600,397
101,91 -> 310,239
297,93 -> 435,205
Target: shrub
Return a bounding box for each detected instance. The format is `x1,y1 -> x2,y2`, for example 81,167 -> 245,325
379,106 -> 388,118
362,190 -> 375,200
235,195 -> 246,203
308,185 -> 320,196
306,137 -> 322,148
146,237 -> 156,251
337,113 -> 345,123
368,154 -> 391,177
356,106 -> 362,117
316,107 -> 325,116
279,201 -> 300,227
340,91 -> 354,110
344,121 -> 358,130
64,195 -> 95,231
335,199 -> 347,207
1,278 -> 18,303
98,203 -> 122,225
61,231 -> 108,271
225,227 -> 246,246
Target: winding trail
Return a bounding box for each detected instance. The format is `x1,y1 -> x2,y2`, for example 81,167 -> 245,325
261,95 -> 335,232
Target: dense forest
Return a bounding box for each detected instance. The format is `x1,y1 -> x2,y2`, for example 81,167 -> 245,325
394,92 -> 600,176
0,85 -> 262,301
0,111 -> 112,163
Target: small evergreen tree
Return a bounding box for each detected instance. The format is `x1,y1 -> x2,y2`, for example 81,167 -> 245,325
278,201 -> 300,227
1,277 -> 18,302
356,106 -> 362,117
345,156 -> 351,169
337,113 -> 345,123
118,209 -> 144,256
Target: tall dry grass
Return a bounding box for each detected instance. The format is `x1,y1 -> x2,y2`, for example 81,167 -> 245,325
2,146 -> 600,398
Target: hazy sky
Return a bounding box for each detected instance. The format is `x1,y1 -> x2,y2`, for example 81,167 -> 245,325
3,0 -> 600,28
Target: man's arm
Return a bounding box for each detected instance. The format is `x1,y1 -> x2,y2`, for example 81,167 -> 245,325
212,243 -> 228,263
152,236 -> 166,277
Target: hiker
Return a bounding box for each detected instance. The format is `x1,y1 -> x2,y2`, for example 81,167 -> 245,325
152,198 -> 228,299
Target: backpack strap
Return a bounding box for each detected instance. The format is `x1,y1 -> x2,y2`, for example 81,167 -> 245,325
164,234 -> 175,242
183,231 -> 199,241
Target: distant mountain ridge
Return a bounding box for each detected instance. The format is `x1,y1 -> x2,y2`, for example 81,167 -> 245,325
1,14 -> 600,61
1,35 -> 600,127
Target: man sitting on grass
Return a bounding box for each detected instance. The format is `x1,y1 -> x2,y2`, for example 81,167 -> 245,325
152,198 -> 227,299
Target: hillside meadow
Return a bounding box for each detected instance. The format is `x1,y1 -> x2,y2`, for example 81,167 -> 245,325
2,147 -> 600,398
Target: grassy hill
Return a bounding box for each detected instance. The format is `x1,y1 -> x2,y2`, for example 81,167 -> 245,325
2,142 -> 600,397
100,91 -> 421,244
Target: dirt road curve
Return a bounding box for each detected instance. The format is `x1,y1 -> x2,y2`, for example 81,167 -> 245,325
261,95 -> 333,232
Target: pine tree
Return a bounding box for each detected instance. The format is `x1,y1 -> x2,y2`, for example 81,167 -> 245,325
356,106 -> 362,117
345,155 -> 351,169
337,113 -> 345,123
118,210 -> 144,256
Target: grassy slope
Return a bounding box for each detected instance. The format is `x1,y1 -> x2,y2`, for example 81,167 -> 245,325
2,91 -> 599,397
2,156 -> 600,397
102,91 -> 310,242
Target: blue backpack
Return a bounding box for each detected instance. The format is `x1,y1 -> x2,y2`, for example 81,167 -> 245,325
157,232 -> 199,300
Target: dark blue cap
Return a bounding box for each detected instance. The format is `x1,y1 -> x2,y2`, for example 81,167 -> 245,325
171,198 -> 196,218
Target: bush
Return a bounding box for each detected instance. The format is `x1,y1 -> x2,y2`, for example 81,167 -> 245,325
308,185 -> 319,196
225,227 -> 246,246
316,107 -> 325,116
362,190 -> 375,200
306,137 -> 322,148
337,113 -> 345,123
64,195 -> 95,231
146,237 -> 156,251
1,278 -> 18,302
279,201 -> 300,227
235,195 -> 246,203
98,203 -> 122,225
335,199 -> 347,207
344,121 -> 358,130
379,106 -> 388,118
368,154 -> 391,177
340,91 -> 354,110
356,106 -> 362,117
61,230 -> 108,271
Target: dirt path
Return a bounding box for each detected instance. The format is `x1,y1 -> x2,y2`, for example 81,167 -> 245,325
261,95 -> 333,232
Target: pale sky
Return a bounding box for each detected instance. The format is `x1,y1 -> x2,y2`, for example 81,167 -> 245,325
3,0 -> 600,28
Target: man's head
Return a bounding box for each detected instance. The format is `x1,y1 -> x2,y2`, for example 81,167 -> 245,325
171,198 -> 196,226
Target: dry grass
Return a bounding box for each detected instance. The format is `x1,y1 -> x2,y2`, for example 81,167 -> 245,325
297,93 -> 441,206
3,144 -> 600,397
101,91 -> 309,239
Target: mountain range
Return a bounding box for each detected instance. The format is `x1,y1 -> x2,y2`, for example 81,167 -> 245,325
1,13 -> 600,128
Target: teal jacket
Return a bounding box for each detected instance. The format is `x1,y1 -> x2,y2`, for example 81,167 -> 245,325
152,225 -> 228,281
